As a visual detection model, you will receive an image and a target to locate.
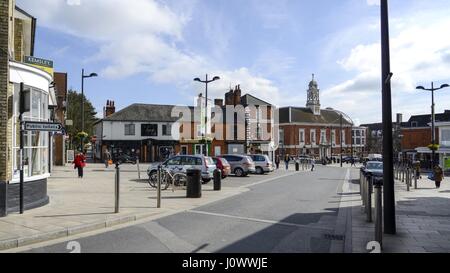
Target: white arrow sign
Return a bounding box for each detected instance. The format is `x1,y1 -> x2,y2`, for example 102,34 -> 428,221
24,122 -> 63,132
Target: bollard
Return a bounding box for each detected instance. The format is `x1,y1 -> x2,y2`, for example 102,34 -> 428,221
157,165 -> 161,208
414,172 -> 418,189
366,175 -> 372,222
295,161 -> 300,171
137,159 -> 141,179
374,177 -> 383,248
115,162 -> 120,213
406,168 -> 410,191
186,169 -> 202,198
213,169 -> 221,191
401,167 -> 405,183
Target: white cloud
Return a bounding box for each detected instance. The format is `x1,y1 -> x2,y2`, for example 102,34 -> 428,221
66,0 -> 81,6
366,0 -> 379,6
324,8 -> 450,123
17,0 -> 280,106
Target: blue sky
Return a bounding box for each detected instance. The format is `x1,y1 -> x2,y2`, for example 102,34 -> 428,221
16,0 -> 450,124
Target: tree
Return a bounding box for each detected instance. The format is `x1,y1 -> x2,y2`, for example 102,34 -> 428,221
66,90 -> 98,149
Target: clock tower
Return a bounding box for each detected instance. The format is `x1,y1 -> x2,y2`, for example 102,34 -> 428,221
306,74 -> 321,115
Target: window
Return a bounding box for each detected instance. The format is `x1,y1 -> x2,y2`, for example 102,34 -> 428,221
12,84 -> 49,179
166,156 -> 181,165
411,121 -> 418,127
162,124 -> 172,136
299,129 -> 305,144
181,145 -> 188,155
141,124 -> 158,136
341,131 -> 346,145
279,129 -> 284,145
124,124 -> 135,136
310,130 -> 316,144
321,130 -> 326,144
197,124 -> 203,138
442,129 -> 450,147
331,130 -> 336,145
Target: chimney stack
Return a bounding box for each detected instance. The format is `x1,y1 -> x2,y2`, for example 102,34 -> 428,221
225,89 -> 234,106
214,99 -> 223,107
104,100 -> 116,118
233,85 -> 241,105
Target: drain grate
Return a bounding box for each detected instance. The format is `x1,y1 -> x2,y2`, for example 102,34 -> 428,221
323,234 -> 345,241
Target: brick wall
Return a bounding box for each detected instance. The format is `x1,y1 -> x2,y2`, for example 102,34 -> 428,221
13,17 -> 23,62
401,128 -> 438,150
0,0 -> 13,183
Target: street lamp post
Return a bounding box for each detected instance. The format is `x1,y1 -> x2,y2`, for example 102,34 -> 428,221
381,0 -> 396,235
340,114 -> 343,168
194,74 -> 220,156
416,82 -> 449,170
81,69 -> 97,151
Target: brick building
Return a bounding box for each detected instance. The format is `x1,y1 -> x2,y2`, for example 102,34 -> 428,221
278,76 -> 366,160
1,1 -> 56,216
52,72 -> 68,166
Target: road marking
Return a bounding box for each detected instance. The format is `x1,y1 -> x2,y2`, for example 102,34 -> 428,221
240,171 -> 302,188
188,210 -> 334,232
142,222 -> 210,253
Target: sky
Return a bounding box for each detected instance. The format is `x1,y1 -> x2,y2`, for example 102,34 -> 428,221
15,0 -> 450,125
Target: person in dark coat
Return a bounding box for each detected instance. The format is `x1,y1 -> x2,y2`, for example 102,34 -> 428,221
284,154 -> 290,170
434,165 -> 443,189
275,155 -> 280,169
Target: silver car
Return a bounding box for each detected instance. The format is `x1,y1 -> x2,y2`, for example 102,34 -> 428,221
147,155 -> 216,183
218,155 -> 256,177
248,154 -> 274,174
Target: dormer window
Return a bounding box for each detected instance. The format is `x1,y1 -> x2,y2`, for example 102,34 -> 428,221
411,121 -> 418,127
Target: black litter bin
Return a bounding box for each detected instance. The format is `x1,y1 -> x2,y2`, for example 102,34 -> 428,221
186,169 -> 202,198
295,162 -> 299,171
213,169 -> 221,191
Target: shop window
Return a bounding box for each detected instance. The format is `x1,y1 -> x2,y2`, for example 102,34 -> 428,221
141,124 -> 158,136
12,84 -> 49,180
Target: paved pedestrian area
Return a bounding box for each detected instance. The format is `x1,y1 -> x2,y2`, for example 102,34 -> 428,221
0,164 -> 298,251
343,169 -> 450,253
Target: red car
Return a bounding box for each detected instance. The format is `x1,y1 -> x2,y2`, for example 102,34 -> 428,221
212,157 -> 231,179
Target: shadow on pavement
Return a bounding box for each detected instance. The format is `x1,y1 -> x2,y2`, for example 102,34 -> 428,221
214,209 -> 341,253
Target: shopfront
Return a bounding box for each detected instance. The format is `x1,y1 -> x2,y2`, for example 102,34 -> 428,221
5,61 -> 54,213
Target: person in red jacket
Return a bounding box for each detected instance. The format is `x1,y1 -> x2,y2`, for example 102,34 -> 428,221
73,152 -> 86,178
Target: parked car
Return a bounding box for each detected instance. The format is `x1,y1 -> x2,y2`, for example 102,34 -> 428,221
361,161 -> 383,177
212,157 -> 231,179
217,155 -> 256,177
116,153 -> 137,164
147,155 -> 216,184
343,156 -> 360,164
248,154 -> 274,174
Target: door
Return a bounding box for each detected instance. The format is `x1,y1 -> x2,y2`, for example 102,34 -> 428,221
214,146 -> 221,156
195,144 -> 203,155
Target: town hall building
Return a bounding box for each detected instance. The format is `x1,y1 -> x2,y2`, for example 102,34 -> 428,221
278,75 -> 366,160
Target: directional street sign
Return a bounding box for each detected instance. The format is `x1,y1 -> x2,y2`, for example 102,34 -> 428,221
24,121 -> 63,132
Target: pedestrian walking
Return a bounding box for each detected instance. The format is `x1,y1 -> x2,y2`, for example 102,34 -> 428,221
73,152 -> 86,178
275,155 -> 280,169
415,162 -> 421,179
311,158 -> 315,171
434,164 -> 443,189
104,149 -> 112,168
350,157 -> 356,167
284,154 -> 290,170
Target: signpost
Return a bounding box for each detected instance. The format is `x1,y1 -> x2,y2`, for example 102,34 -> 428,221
19,117 -> 63,214
24,121 -> 63,132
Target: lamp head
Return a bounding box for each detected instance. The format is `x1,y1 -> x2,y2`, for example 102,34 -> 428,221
194,78 -> 201,82
212,76 -> 220,81
416,86 -> 425,90
440,84 -> 450,89
89,73 -> 98,77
